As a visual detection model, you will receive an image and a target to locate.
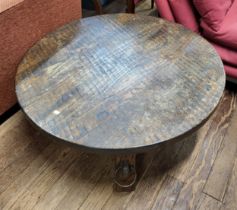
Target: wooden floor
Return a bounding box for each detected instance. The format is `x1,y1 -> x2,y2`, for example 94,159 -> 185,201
0,84 -> 236,210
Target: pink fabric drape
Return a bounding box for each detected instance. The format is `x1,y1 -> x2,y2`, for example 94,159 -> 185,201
154,0 -> 237,79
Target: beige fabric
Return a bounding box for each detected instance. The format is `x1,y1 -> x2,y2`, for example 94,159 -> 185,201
0,0 -> 23,13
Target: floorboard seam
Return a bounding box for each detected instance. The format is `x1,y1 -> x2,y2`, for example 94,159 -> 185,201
221,157 -> 237,205
202,98 -> 237,201
171,176 -> 185,210
202,191 -> 224,203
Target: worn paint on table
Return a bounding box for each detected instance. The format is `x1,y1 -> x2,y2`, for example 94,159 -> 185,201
15,14 -> 225,153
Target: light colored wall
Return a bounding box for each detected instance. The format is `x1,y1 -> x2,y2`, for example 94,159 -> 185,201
0,0 -> 24,13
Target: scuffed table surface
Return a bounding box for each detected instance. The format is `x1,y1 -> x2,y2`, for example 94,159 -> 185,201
16,14 -> 225,153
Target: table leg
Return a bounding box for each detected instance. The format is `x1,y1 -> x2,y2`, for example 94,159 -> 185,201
113,154 -> 137,192
93,0 -> 103,14
126,0 -> 135,13
151,0 -> 154,9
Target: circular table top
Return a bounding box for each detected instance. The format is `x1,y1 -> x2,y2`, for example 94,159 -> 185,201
16,14 -> 225,153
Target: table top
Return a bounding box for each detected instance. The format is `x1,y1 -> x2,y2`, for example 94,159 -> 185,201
16,14 -> 225,153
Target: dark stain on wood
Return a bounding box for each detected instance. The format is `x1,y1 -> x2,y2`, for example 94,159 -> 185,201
15,14 -> 225,153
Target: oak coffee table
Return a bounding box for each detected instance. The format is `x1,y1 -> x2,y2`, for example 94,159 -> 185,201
16,14 -> 225,191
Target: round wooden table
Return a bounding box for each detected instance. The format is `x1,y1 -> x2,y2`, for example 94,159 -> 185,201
16,14 -> 225,191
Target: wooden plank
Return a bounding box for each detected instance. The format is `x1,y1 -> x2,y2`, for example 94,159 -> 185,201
203,108 -> 237,201
0,125 -> 43,173
0,111 -> 33,172
53,155 -> 110,210
33,154 -> 109,210
0,111 -> 50,194
0,142 -> 77,209
0,138 -> 50,194
78,166 -> 112,210
0,112 -> 35,166
151,175 -> 184,210
0,111 -> 22,136
169,91 -> 235,182
172,90 -> 237,210
121,140 -> 184,210
221,158 -> 237,210
0,86 -> 236,209
196,194 -> 222,210
7,146 -> 78,210
168,121 -> 211,182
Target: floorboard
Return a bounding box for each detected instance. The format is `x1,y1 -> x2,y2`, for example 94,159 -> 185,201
151,175 -> 183,210
222,158 -> 237,210
203,106 -> 237,201
196,194 -> 222,210
172,90 -> 236,210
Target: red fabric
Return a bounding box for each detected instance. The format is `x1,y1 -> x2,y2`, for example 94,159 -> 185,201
224,64 -> 237,78
154,0 -> 237,80
155,0 -> 175,21
200,0 -> 237,49
0,0 -> 82,115
210,41 -> 237,67
193,0 -> 233,31
169,0 -> 199,32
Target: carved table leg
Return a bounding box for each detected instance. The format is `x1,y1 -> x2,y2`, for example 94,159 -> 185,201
113,154 -> 137,192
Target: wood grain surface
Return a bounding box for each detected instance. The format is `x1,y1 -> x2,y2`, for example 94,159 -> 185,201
0,88 -> 237,209
15,14 -> 225,153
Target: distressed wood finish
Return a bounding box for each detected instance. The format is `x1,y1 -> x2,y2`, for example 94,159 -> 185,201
1,87 -> 237,209
15,14 -> 225,153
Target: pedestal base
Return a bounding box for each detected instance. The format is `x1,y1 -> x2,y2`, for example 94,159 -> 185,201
113,154 -> 137,192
